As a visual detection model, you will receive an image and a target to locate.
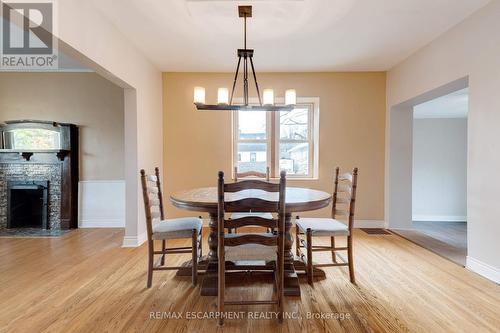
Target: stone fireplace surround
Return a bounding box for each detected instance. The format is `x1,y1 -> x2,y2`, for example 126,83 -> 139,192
0,163 -> 62,230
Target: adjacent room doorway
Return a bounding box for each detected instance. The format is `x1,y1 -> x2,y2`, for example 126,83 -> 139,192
388,79 -> 468,266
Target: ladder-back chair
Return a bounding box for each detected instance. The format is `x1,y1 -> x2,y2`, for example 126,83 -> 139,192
296,167 -> 358,285
140,168 -> 203,287
217,170 -> 286,326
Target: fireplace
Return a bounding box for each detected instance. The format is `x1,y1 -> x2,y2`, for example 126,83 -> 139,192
0,120 -> 79,230
7,181 -> 49,229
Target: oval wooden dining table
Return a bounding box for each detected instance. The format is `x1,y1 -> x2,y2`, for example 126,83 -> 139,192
170,186 -> 331,296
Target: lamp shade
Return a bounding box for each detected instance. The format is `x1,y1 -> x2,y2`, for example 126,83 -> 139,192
217,88 -> 229,104
263,89 -> 274,105
193,87 -> 205,104
285,89 -> 296,105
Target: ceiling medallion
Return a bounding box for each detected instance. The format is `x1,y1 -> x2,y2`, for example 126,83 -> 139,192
194,5 -> 296,111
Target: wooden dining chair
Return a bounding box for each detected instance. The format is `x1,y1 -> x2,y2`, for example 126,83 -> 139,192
234,166 -> 270,182
295,167 -> 358,285
140,167 -> 203,288
217,170 -> 286,326
230,166 -> 273,233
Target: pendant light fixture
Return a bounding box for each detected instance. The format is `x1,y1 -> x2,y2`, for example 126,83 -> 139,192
194,6 -> 296,111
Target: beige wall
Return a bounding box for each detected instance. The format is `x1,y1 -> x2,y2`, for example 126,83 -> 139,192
56,1 -> 163,244
163,72 -> 386,221
387,1 -> 500,280
0,72 -> 124,180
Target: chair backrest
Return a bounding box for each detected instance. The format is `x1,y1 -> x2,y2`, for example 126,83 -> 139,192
218,170 -> 286,246
331,167 -> 358,230
234,166 -> 270,182
140,167 -> 165,240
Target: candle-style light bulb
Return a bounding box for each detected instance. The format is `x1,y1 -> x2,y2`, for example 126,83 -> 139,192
193,87 -> 205,104
217,88 -> 229,104
263,89 -> 274,105
285,89 -> 296,105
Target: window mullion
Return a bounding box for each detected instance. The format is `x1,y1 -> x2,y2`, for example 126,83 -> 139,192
270,111 -> 276,178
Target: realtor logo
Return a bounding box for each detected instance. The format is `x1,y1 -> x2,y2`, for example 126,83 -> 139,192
1,1 -> 58,69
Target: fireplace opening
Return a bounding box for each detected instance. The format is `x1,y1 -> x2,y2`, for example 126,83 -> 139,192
7,181 -> 49,229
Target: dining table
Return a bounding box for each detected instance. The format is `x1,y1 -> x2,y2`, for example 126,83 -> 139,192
170,186 -> 332,296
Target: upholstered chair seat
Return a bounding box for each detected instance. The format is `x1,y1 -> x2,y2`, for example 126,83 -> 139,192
296,218 -> 349,237
152,217 -> 203,240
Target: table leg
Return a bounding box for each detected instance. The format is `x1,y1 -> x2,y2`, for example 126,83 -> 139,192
200,212 -> 219,295
293,260 -> 327,279
176,212 -> 217,279
283,213 -> 301,296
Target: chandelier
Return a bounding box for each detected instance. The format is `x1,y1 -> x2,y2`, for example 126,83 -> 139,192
194,5 -> 296,111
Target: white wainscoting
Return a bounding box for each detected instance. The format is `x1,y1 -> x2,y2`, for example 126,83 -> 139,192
78,180 -> 125,228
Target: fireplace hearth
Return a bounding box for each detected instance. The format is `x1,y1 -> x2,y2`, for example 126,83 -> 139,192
7,181 -> 49,229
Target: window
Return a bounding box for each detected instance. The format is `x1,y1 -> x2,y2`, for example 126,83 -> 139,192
233,101 -> 318,178
234,111 -> 268,173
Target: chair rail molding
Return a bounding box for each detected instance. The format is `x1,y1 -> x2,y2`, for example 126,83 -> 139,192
78,180 -> 125,228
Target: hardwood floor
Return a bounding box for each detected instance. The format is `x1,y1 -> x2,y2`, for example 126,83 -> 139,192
413,221 -> 467,248
391,222 -> 467,266
1,228 -> 499,333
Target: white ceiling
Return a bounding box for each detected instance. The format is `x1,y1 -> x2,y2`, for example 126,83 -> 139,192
93,0 -> 490,72
413,88 -> 469,119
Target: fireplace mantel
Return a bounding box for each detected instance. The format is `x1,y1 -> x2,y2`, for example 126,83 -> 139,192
0,149 -> 70,161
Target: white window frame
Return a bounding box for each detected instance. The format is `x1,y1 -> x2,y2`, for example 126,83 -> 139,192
232,97 -> 319,179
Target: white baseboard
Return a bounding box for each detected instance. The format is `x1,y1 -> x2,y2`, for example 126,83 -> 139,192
122,231 -> 147,248
413,215 -> 466,222
466,257 -> 500,284
78,180 -> 125,228
354,220 -> 386,228
79,219 -> 125,228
